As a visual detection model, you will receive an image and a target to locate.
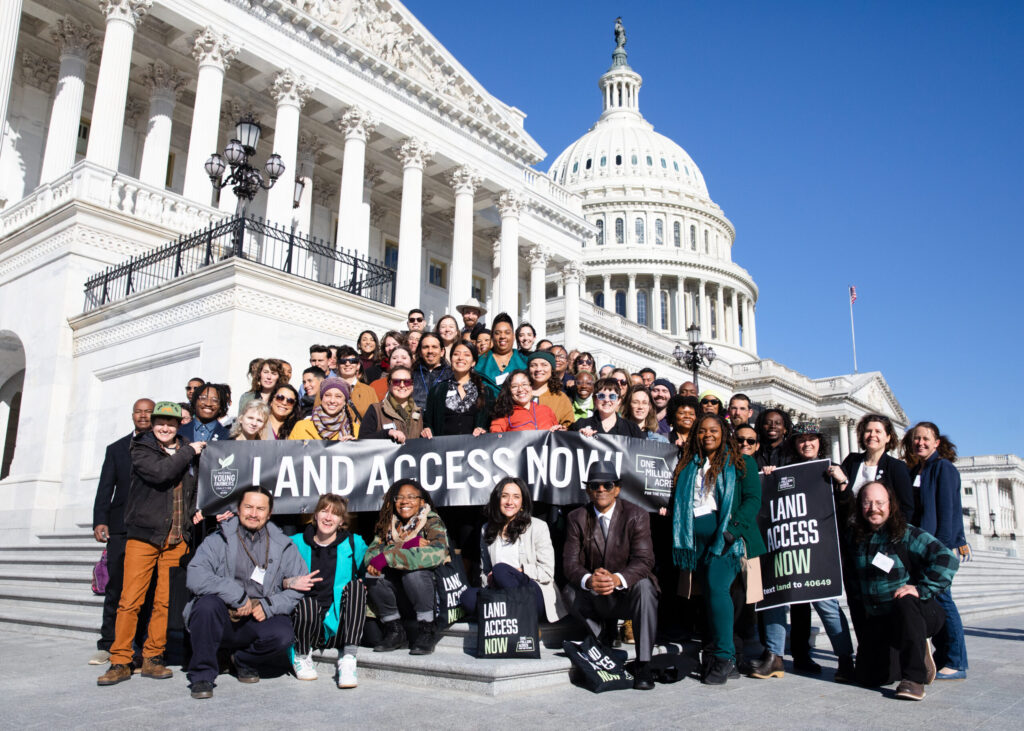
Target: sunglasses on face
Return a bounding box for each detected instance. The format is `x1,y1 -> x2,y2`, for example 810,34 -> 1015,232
595,392 -> 619,401
614,378 -> 627,385
736,437 -> 758,446
577,357 -> 594,364
408,317 -> 424,323
587,483 -> 617,492
701,399 -> 720,406
338,357 -> 360,365
273,394 -> 296,404
391,378 -> 413,388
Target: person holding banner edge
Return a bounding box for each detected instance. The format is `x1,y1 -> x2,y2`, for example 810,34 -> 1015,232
669,412 -> 766,685
363,479 -> 451,655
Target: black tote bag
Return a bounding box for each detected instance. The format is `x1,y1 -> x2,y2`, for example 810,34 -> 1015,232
434,552 -> 470,628
475,586 -> 541,659
563,635 -> 634,692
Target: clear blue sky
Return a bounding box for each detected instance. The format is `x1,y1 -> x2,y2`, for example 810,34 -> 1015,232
406,0 -> 1023,456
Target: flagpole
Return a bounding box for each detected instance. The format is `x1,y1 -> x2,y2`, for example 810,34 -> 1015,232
849,286 -> 858,373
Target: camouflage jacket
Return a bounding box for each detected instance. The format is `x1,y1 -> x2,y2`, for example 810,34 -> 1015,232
363,510 -> 450,571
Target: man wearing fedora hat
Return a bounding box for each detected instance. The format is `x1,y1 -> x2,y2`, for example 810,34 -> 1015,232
456,297 -> 487,340
563,461 -> 659,690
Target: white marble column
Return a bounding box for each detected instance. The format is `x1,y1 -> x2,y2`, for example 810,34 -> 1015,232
39,18 -> 95,184
698,279 -> 709,337
715,284 -> 725,341
748,297 -> 758,353
830,431 -> 841,464
496,190 -> 523,316
137,62 -> 185,188
293,132 -> 321,235
335,106 -> 378,257
730,288 -> 740,345
85,0 -> 150,170
395,138 -> 432,312
182,27 -> 238,204
848,420 -> 859,454
602,274 -> 613,311
490,236 -> 501,313
626,273 -> 637,321
448,165 -> 481,315
837,417 -> 850,459
652,274 -> 662,331
0,0 -> 24,151
678,278 -> 689,330
563,261 -> 583,350
528,246 -> 549,339
265,69 -> 312,228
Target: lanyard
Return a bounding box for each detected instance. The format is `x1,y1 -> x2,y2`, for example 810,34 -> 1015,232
418,364 -> 443,393
238,527 -> 269,569
508,403 -> 537,431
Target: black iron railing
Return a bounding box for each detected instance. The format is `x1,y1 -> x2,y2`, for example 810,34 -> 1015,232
83,215 -> 395,311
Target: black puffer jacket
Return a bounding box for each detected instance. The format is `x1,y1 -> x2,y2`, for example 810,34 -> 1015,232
124,431 -> 199,548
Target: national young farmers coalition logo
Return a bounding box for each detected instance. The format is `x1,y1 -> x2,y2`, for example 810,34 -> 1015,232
210,454 -> 239,498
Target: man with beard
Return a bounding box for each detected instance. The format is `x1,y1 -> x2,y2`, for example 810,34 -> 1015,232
650,379 -> 675,436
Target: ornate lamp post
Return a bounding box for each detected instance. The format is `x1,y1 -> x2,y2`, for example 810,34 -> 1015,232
204,114 -> 286,216
990,510 -> 998,539
672,321 -> 716,390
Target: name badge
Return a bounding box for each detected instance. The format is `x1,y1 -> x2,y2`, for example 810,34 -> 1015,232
250,566 -> 266,585
913,475 -> 921,487
382,422 -> 396,430
871,552 -> 895,573
495,372 -> 509,386
693,503 -> 714,518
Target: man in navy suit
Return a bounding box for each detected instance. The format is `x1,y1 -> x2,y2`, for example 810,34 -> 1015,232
90,398 -> 154,665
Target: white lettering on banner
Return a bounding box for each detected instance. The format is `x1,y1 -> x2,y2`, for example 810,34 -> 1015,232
367,455 -> 390,495
483,637 -> 508,653
304,455 -> 328,496
765,519 -> 820,551
483,601 -> 507,618
770,494 -> 808,522
550,447 -> 573,488
442,574 -> 463,593
420,452 -> 443,490
484,618 -> 519,635
445,450 -> 467,491
252,456 -> 261,486
493,447 -> 516,479
466,449 -> 491,488
276,457 -> 299,497
392,454 -> 416,482
331,456 -> 355,496
527,445 -> 548,484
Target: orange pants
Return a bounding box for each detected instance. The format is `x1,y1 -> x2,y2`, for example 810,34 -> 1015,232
109,538 -> 188,664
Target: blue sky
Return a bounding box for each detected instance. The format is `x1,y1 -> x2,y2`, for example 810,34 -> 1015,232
406,0 -> 1023,456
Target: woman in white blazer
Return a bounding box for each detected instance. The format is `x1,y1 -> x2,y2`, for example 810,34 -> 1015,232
460,477 -> 567,623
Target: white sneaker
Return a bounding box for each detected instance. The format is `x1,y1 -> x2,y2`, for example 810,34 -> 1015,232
293,650 -> 318,681
337,653 -> 358,688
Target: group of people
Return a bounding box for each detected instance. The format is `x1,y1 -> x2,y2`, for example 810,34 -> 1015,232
90,299 -> 968,701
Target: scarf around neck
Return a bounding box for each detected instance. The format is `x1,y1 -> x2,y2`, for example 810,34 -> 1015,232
311,403 -> 351,440
671,453 -> 742,571
389,504 -> 429,545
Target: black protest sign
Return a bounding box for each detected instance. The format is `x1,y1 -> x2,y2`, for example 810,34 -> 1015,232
475,587 -> 540,658
197,431 -> 679,514
755,459 -> 843,610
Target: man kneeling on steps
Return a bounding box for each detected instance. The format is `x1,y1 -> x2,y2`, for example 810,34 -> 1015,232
184,487 -> 307,699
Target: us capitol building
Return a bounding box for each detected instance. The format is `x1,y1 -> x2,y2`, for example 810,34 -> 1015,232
0,1 -> 1018,543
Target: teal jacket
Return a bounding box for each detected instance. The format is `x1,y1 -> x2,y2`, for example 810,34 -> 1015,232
290,527 -> 367,641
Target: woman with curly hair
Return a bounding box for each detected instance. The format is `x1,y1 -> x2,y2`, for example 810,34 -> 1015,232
264,383 -> 301,440
901,421 -> 968,680
668,412 -> 765,685
459,477 -> 566,622
363,479 -> 450,655
380,330 -> 407,371
489,370 -> 560,432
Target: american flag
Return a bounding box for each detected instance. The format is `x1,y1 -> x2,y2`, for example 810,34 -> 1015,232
849,285 -> 857,305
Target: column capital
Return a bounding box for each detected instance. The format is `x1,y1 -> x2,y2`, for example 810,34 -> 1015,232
397,137 -> 433,168
837,415 -> 850,425
20,51 -> 58,93
527,245 -> 550,269
449,165 -> 482,195
336,106 -> 378,140
123,95 -> 145,127
192,27 -> 239,71
496,190 -> 524,218
142,61 -> 187,101
312,178 -> 336,206
653,273 -> 662,285
297,131 -> 324,166
602,273 -> 611,283
221,98 -> 261,128
270,68 -> 314,109
52,16 -> 97,60
98,0 -> 151,27
364,165 -> 383,188
562,261 -> 584,284
627,272 -> 637,283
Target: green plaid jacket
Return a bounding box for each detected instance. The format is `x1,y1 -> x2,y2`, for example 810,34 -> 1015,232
853,524 -> 958,617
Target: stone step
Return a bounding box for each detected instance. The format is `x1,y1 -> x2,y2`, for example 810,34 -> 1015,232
0,583 -> 104,608
0,565 -> 94,584
0,552 -> 99,566
0,599 -> 98,639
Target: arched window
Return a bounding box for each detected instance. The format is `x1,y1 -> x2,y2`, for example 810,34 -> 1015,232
660,291 -> 670,330
635,218 -> 645,244
637,290 -> 648,326
585,158 -> 592,170
615,290 -> 626,317
572,161 -> 578,173
690,225 -> 697,250
655,219 -> 664,245
600,155 -> 606,167
594,291 -> 604,309
704,230 -> 709,253
631,153 -> 638,165
660,158 -> 667,168
615,154 -> 622,165
595,219 -> 604,245
646,155 -> 653,166
615,217 -> 624,244
673,161 -> 679,171
673,221 -> 681,247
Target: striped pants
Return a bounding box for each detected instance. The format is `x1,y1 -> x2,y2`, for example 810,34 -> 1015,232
291,594 -> 367,655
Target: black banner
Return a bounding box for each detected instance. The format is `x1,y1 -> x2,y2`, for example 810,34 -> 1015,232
755,460 -> 843,610
198,432 -> 679,514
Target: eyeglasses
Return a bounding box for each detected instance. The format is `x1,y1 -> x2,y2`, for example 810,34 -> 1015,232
587,483 -> 617,492
614,378 -> 627,386
408,317 -> 424,323
554,354 -> 568,361
273,394 -> 296,405
197,395 -> 220,403
736,437 -> 758,446
863,500 -> 889,509
390,378 -> 413,388
595,392 -> 619,401
700,398 -> 721,406
395,495 -> 422,504
577,357 -> 594,364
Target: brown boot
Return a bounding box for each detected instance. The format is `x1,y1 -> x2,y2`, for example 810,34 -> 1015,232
750,652 -> 785,679
620,620 -> 635,645
97,663 -> 132,686
141,655 -> 173,679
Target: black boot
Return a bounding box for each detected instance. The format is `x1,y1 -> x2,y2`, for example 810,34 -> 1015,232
703,657 -> 736,685
410,620 -> 438,655
835,654 -> 855,683
373,620 -> 408,653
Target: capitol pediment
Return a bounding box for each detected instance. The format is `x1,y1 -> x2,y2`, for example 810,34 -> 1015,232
847,372 -> 908,424
273,0 -> 543,160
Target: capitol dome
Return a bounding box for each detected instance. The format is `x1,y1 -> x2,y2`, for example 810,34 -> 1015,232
544,21 -> 759,364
